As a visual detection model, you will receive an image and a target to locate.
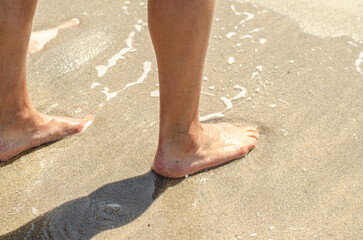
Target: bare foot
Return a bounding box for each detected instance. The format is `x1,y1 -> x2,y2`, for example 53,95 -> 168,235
0,110 -> 92,161
27,18 -> 80,56
152,122 -> 258,178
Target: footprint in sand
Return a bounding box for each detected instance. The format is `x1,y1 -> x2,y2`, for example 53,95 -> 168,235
27,18 -> 80,56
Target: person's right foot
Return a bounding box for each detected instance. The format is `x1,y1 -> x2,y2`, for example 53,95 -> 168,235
0,110 -> 92,161
27,18 -> 80,56
152,122 -> 258,178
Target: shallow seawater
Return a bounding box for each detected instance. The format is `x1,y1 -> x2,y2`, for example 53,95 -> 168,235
1,0 -> 363,239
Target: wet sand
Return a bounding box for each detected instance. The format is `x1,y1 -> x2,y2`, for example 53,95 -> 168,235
0,0 -> 362,239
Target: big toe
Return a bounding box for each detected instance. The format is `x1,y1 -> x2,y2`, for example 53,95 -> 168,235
77,115 -> 94,134
67,115 -> 93,134
47,114 -> 93,136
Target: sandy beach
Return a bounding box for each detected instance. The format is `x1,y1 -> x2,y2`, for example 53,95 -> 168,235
0,0 -> 362,239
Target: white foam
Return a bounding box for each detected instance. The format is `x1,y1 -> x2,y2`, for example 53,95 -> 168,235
134,24 -> 142,32
96,31 -> 136,78
44,103 -> 59,114
90,82 -> 102,89
125,31 -> 135,48
232,85 -> 247,100
240,12 -> 254,25
228,57 -> 235,64
259,38 -> 267,45
122,6 -> 129,15
151,89 -> 159,97
231,5 -> 242,15
279,129 -> 288,136
31,207 -> 39,216
252,72 -> 259,78
95,65 -> 108,78
199,112 -> 225,122
347,41 -> 358,47
123,61 -> 152,90
201,91 -> 215,97
256,65 -> 263,71
226,32 -> 237,39
249,28 -> 263,34
220,97 -> 232,110
101,87 -> 120,101
240,35 -> 252,39
199,96 -> 234,122
208,86 -> 215,90
278,99 -> 289,105
355,52 -> 363,74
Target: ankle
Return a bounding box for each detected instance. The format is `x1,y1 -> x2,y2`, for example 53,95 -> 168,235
0,104 -> 38,128
158,121 -> 203,153
0,94 -> 34,119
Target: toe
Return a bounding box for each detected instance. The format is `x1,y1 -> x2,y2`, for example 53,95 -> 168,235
243,126 -> 258,132
246,131 -> 259,138
77,115 -> 94,134
59,18 -> 80,29
67,115 -> 94,134
248,139 -> 257,150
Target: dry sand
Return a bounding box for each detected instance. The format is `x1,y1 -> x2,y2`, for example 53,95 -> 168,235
0,0 -> 362,239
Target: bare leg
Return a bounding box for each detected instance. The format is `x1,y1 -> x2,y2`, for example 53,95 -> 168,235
149,0 -> 258,178
0,0 -> 92,161
28,18 -> 80,56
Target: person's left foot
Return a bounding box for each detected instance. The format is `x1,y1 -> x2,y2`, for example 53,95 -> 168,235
27,18 -> 80,56
153,122 -> 258,178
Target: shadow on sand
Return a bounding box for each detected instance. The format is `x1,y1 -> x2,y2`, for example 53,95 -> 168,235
0,141 -> 58,168
0,171 -> 182,240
